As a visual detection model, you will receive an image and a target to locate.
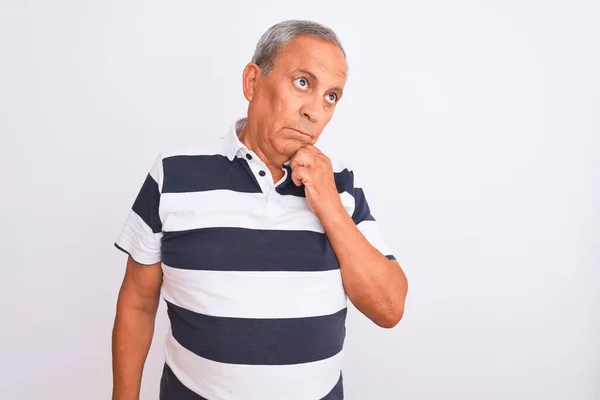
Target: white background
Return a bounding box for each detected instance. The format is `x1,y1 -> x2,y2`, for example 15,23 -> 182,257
1,1 -> 598,399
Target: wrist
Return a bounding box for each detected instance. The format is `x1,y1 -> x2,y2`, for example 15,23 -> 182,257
315,199 -> 350,225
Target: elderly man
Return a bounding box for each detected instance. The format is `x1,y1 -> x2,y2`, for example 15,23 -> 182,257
112,20 -> 408,400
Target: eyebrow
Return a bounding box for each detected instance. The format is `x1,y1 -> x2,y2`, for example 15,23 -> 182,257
295,68 -> 344,96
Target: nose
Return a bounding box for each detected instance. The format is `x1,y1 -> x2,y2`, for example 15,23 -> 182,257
299,97 -> 321,123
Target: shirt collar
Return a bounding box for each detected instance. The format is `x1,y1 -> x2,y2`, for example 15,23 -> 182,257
221,117 -> 291,167
222,118 -> 248,161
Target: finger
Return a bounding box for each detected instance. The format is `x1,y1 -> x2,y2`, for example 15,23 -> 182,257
303,144 -> 328,159
291,166 -> 311,187
291,166 -> 305,186
291,150 -> 314,169
303,144 -> 321,155
302,145 -> 330,165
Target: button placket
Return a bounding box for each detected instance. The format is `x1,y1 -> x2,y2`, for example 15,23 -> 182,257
241,151 -> 267,192
251,159 -> 272,193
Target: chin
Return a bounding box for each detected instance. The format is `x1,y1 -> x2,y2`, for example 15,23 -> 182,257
276,140 -> 305,158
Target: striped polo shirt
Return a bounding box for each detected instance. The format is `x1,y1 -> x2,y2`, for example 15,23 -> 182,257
114,118 -> 395,400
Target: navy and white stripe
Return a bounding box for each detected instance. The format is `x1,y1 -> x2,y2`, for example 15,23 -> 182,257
115,119 -> 395,400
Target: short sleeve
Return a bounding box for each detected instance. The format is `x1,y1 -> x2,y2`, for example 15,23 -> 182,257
349,171 -> 396,261
114,153 -> 164,265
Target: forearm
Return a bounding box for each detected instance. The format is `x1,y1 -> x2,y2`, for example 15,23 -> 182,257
319,206 -> 408,328
112,296 -> 159,400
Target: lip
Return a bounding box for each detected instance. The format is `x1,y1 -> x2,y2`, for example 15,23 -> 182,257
287,127 -> 312,138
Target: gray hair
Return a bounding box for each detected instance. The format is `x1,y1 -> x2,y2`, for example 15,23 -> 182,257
251,20 -> 346,76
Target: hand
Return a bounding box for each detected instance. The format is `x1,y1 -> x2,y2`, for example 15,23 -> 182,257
289,145 -> 343,218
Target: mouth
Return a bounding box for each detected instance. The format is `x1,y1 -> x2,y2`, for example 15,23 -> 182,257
287,128 -> 313,139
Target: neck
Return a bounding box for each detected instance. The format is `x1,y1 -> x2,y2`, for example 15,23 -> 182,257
237,118 -> 287,181
237,118 -> 286,168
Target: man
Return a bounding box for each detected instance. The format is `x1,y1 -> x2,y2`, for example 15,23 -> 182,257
112,20 -> 408,400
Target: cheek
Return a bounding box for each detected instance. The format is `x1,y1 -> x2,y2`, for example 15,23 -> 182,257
278,85 -> 305,112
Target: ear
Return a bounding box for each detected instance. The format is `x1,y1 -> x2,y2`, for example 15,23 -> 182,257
242,63 -> 261,102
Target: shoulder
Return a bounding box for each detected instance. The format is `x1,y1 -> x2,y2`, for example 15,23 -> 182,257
320,148 -> 359,193
321,148 -> 369,192
319,145 -> 353,174
147,135 -> 227,186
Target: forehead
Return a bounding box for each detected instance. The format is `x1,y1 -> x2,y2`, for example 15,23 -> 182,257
273,36 -> 347,85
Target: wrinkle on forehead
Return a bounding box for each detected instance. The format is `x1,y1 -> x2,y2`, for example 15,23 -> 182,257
277,36 -> 347,80
312,57 -> 347,79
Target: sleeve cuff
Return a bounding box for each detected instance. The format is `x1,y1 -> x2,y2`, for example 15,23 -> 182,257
114,242 -> 161,266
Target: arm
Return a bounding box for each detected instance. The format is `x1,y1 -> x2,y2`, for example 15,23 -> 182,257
319,208 -> 408,328
290,146 -> 408,328
112,256 -> 163,400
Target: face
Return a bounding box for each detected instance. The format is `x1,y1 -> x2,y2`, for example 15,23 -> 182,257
243,35 -> 348,158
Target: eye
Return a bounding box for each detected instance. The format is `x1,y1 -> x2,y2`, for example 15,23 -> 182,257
325,93 -> 338,104
293,77 -> 309,90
